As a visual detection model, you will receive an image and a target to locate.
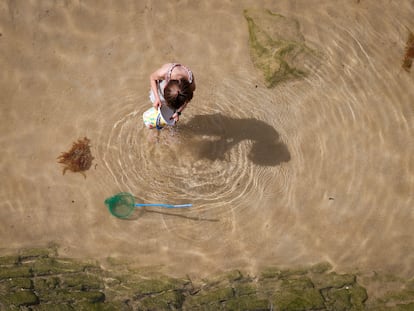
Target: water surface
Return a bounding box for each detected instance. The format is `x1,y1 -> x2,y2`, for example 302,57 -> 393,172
0,0 -> 413,279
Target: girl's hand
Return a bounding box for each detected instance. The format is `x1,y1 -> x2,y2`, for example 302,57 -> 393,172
171,112 -> 180,122
153,99 -> 162,109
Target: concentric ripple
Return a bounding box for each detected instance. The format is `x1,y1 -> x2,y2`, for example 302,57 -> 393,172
99,74 -> 293,242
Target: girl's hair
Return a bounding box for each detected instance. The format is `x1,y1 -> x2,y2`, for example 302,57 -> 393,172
164,79 -> 193,110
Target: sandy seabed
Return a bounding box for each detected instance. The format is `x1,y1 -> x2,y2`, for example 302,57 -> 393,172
0,0 -> 413,280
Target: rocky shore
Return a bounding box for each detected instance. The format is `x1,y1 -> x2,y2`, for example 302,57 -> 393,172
0,246 -> 413,310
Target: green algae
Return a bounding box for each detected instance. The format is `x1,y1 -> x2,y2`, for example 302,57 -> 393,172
62,274 -> 104,290
350,285 -> 368,310
2,277 -> 33,291
138,290 -> 185,310
0,255 -> 19,266
244,8 -> 320,88
313,272 -> 356,289
272,277 -> 325,310
31,304 -> 75,311
310,262 -> 333,274
225,295 -> 269,310
233,283 -> 257,296
1,247 -> 414,310
184,287 -> 234,307
19,247 -> 57,260
0,266 -> 32,279
0,290 -> 39,307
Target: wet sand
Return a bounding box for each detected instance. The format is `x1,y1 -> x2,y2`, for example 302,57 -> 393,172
0,0 -> 413,279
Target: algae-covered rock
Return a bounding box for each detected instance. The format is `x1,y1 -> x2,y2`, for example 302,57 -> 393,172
29,303 -> 75,311
31,258 -> 93,276
61,273 -> 104,290
37,289 -> 105,304
2,249 -> 414,310
130,278 -> 183,296
272,277 -> 325,310
224,295 -> 270,310
244,8 -> 318,87
233,283 -> 257,297
321,283 -> 367,311
0,266 -> 32,279
183,286 -> 234,309
394,303 -> 414,311
314,272 -> 356,289
19,247 -> 57,260
31,303 -> 79,311
137,290 -> 185,310
310,262 -> 333,274
260,267 -> 282,279
0,289 -> 39,307
0,255 -> 19,266
322,287 -> 353,311
349,285 -> 368,310
1,277 -> 32,292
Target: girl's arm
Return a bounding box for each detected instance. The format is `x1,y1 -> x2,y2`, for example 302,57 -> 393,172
172,101 -> 189,122
149,63 -> 171,108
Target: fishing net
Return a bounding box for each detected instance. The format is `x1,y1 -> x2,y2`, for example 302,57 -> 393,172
104,192 -> 135,219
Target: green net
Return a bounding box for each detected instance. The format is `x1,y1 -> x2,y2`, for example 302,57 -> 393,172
104,192 -> 136,219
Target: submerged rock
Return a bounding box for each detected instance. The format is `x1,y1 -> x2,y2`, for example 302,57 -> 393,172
1,247 -> 414,310
244,8 -> 319,87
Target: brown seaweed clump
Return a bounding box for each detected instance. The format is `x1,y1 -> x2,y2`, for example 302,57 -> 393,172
57,137 -> 94,178
402,30 -> 414,72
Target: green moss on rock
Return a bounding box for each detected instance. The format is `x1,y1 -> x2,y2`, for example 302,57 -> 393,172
19,246 -> 57,260
394,303 -> 414,311
1,248 -> 414,310
30,304 -> 75,311
349,285 -> 368,310
37,289 -> 105,304
0,255 -> 19,266
130,278 -> 182,295
0,290 -> 39,307
272,277 -> 325,310
224,295 -> 270,310
322,287 -> 352,311
313,272 -> 356,289
2,277 -> 33,291
62,274 -> 104,290
233,284 -> 257,296
0,266 -> 32,279
183,287 -> 234,308
33,276 -> 60,293
31,258 -> 88,276
310,262 -> 333,274
260,267 -> 282,279
138,290 -> 185,310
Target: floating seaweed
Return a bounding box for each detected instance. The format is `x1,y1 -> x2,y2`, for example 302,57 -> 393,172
402,30 -> 414,72
57,137 -> 94,178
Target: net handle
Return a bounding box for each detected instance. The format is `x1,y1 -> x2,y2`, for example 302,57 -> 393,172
135,203 -> 192,209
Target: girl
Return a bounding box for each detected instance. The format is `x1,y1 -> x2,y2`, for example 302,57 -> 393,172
149,63 -> 196,122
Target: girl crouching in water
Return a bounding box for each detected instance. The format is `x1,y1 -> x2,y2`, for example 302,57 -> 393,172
149,63 -> 196,123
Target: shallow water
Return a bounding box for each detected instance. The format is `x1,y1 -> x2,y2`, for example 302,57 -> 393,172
0,0 -> 413,279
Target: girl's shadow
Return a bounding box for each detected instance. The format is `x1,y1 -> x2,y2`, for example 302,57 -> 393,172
183,114 -> 291,166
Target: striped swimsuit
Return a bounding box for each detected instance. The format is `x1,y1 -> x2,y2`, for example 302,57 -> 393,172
165,63 -> 193,83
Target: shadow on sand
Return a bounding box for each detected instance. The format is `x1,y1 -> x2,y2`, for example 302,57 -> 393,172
183,114 -> 291,166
